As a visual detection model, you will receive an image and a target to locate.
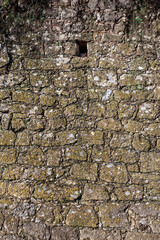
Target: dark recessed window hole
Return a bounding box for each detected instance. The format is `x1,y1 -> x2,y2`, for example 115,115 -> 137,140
76,41 -> 88,57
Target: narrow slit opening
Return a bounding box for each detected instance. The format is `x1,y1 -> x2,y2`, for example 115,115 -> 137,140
76,41 -> 88,57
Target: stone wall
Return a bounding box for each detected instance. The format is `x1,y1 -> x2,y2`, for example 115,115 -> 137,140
0,0 -> 160,239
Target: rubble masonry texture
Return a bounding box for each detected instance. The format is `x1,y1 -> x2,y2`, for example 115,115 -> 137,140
0,0 -> 160,239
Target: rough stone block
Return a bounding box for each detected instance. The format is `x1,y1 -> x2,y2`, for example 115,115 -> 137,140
34,184 -> 81,202
40,94 -> 56,106
80,131 -> 104,145
15,130 -> 30,146
0,181 -> 6,195
0,89 -> 10,100
140,152 -> 160,172
118,102 -> 136,119
97,118 -> 121,131
66,205 -> 98,227
2,165 -> 23,180
46,149 -> 61,166
91,146 -> 110,162
99,203 -> 129,228
123,120 -> 143,132
124,232 -> 159,240
18,147 -> 44,166
23,222 -> 49,240
112,148 -> 138,164
100,163 -> 128,183
119,74 -> 145,86
138,103 -> 158,119
30,72 -> 50,87
114,185 -> 143,200
65,146 -> 87,160
4,215 -> 18,234
80,228 -> 107,240
132,134 -> 150,151
82,183 -> 109,201
12,90 -> 35,104
55,131 -> 77,145
0,149 -> 16,164
145,123 -> 160,136
8,182 -> 30,198
0,131 -> 16,146
51,226 -> 79,240
110,133 -> 132,148
70,162 -> 97,181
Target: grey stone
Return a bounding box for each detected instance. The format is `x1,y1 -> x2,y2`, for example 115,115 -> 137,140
51,227 -> 79,240
23,222 -> 50,240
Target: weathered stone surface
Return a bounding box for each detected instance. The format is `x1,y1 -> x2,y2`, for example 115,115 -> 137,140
41,132 -> 55,146
11,116 -> 26,132
87,102 -> 105,117
112,148 -> 138,163
0,1 -> 160,237
0,131 -> 16,146
65,146 -> 87,160
0,181 -> 6,195
66,205 -> 98,227
105,100 -> 118,117
55,131 -> 77,145
46,149 -> 61,166
115,185 -> 143,200
15,130 -> 30,145
34,184 -> 81,201
119,74 -> 145,86
0,89 -> 10,100
99,203 -> 129,228
40,94 -> 56,106
18,147 -> 44,166
82,183 -> 109,201
100,164 -> 128,183
14,202 -> 36,219
2,165 -> 23,180
2,235 -> 20,240
23,222 -> 49,240
92,146 -> 110,162
64,104 -> 83,119
79,131 -> 104,145
97,118 -> 121,131
48,117 -> 67,130
30,72 -> 50,87
51,226 -> 79,240
27,118 -> 45,130
12,90 -> 35,103
0,149 -> 16,164
4,215 -> 18,234
129,202 -> 160,217
118,102 -> 136,119
145,123 -> 160,136
8,182 -> 30,198
140,152 -> 160,172
110,133 -> 132,148
1,113 -> 11,130
70,163 -> 97,181
137,103 -> 158,119
124,232 -> 159,240
132,134 -> 150,151
80,228 -> 107,240
123,120 -> 143,132
36,203 -> 55,225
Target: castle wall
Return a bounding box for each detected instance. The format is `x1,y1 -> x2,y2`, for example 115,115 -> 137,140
0,0 -> 160,239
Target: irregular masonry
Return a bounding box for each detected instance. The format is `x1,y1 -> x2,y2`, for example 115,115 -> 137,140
0,0 -> 160,239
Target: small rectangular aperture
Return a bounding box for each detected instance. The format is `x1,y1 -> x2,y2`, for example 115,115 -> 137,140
76,41 -> 88,57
